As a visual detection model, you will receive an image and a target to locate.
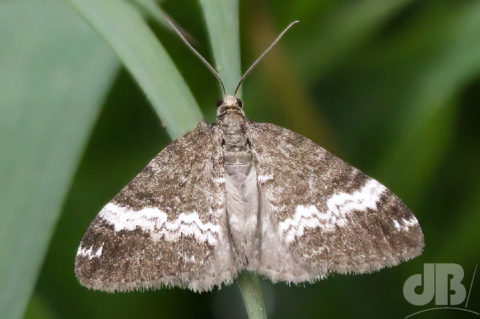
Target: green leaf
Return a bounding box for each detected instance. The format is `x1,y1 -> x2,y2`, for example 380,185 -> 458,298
199,0 -> 241,95
130,0 -> 172,30
132,0 -> 197,45
68,0 -> 203,138
0,1 -> 118,318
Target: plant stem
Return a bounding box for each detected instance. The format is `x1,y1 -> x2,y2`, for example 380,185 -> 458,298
237,272 -> 267,319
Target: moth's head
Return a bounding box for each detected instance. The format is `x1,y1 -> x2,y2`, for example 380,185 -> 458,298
216,95 -> 244,116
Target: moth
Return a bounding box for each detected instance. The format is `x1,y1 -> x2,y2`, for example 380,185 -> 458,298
75,20 -> 424,293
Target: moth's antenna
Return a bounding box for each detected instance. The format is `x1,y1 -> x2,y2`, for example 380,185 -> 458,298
163,15 -> 226,96
234,20 -> 299,96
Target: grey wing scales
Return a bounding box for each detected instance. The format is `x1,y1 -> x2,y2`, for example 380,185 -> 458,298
75,123 -> 237,292
247,122 -> 424,283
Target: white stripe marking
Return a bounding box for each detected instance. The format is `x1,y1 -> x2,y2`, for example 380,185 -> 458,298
99,203 -> 221,245
258,174 -> 274,183
278,179 -> 387,243
393,216 -> 418,231
213,177 -> 225,184
77,244 -> 103,259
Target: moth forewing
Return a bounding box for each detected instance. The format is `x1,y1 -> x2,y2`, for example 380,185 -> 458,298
75,124 -> 237,292
247,122 -> 424,281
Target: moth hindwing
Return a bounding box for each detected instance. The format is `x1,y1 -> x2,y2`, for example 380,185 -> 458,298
75,96 -> 424,292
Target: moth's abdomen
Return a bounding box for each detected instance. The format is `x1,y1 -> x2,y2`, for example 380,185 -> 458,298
224,150 -> 260,268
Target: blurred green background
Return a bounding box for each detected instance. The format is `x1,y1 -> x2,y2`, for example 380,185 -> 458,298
1,0 -> 480,318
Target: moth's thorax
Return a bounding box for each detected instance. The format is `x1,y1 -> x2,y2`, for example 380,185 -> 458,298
217,96 -> 248,152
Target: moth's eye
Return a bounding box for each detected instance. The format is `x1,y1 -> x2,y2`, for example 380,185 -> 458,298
236,98 -> 243,108
216,99 -> 223,108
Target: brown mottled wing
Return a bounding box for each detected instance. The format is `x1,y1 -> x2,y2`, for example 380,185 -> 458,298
247,122 -> 424,283
75,123 -> 237,292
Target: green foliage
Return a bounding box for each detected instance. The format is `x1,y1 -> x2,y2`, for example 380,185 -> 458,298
0,1 -> 117,318
1,0 -> 480,318
69,0 -> 202,139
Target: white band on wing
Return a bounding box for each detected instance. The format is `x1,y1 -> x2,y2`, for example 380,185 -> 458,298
278,179 -> 389,243
99,203 -> 222,245
77,244 -> 104,259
